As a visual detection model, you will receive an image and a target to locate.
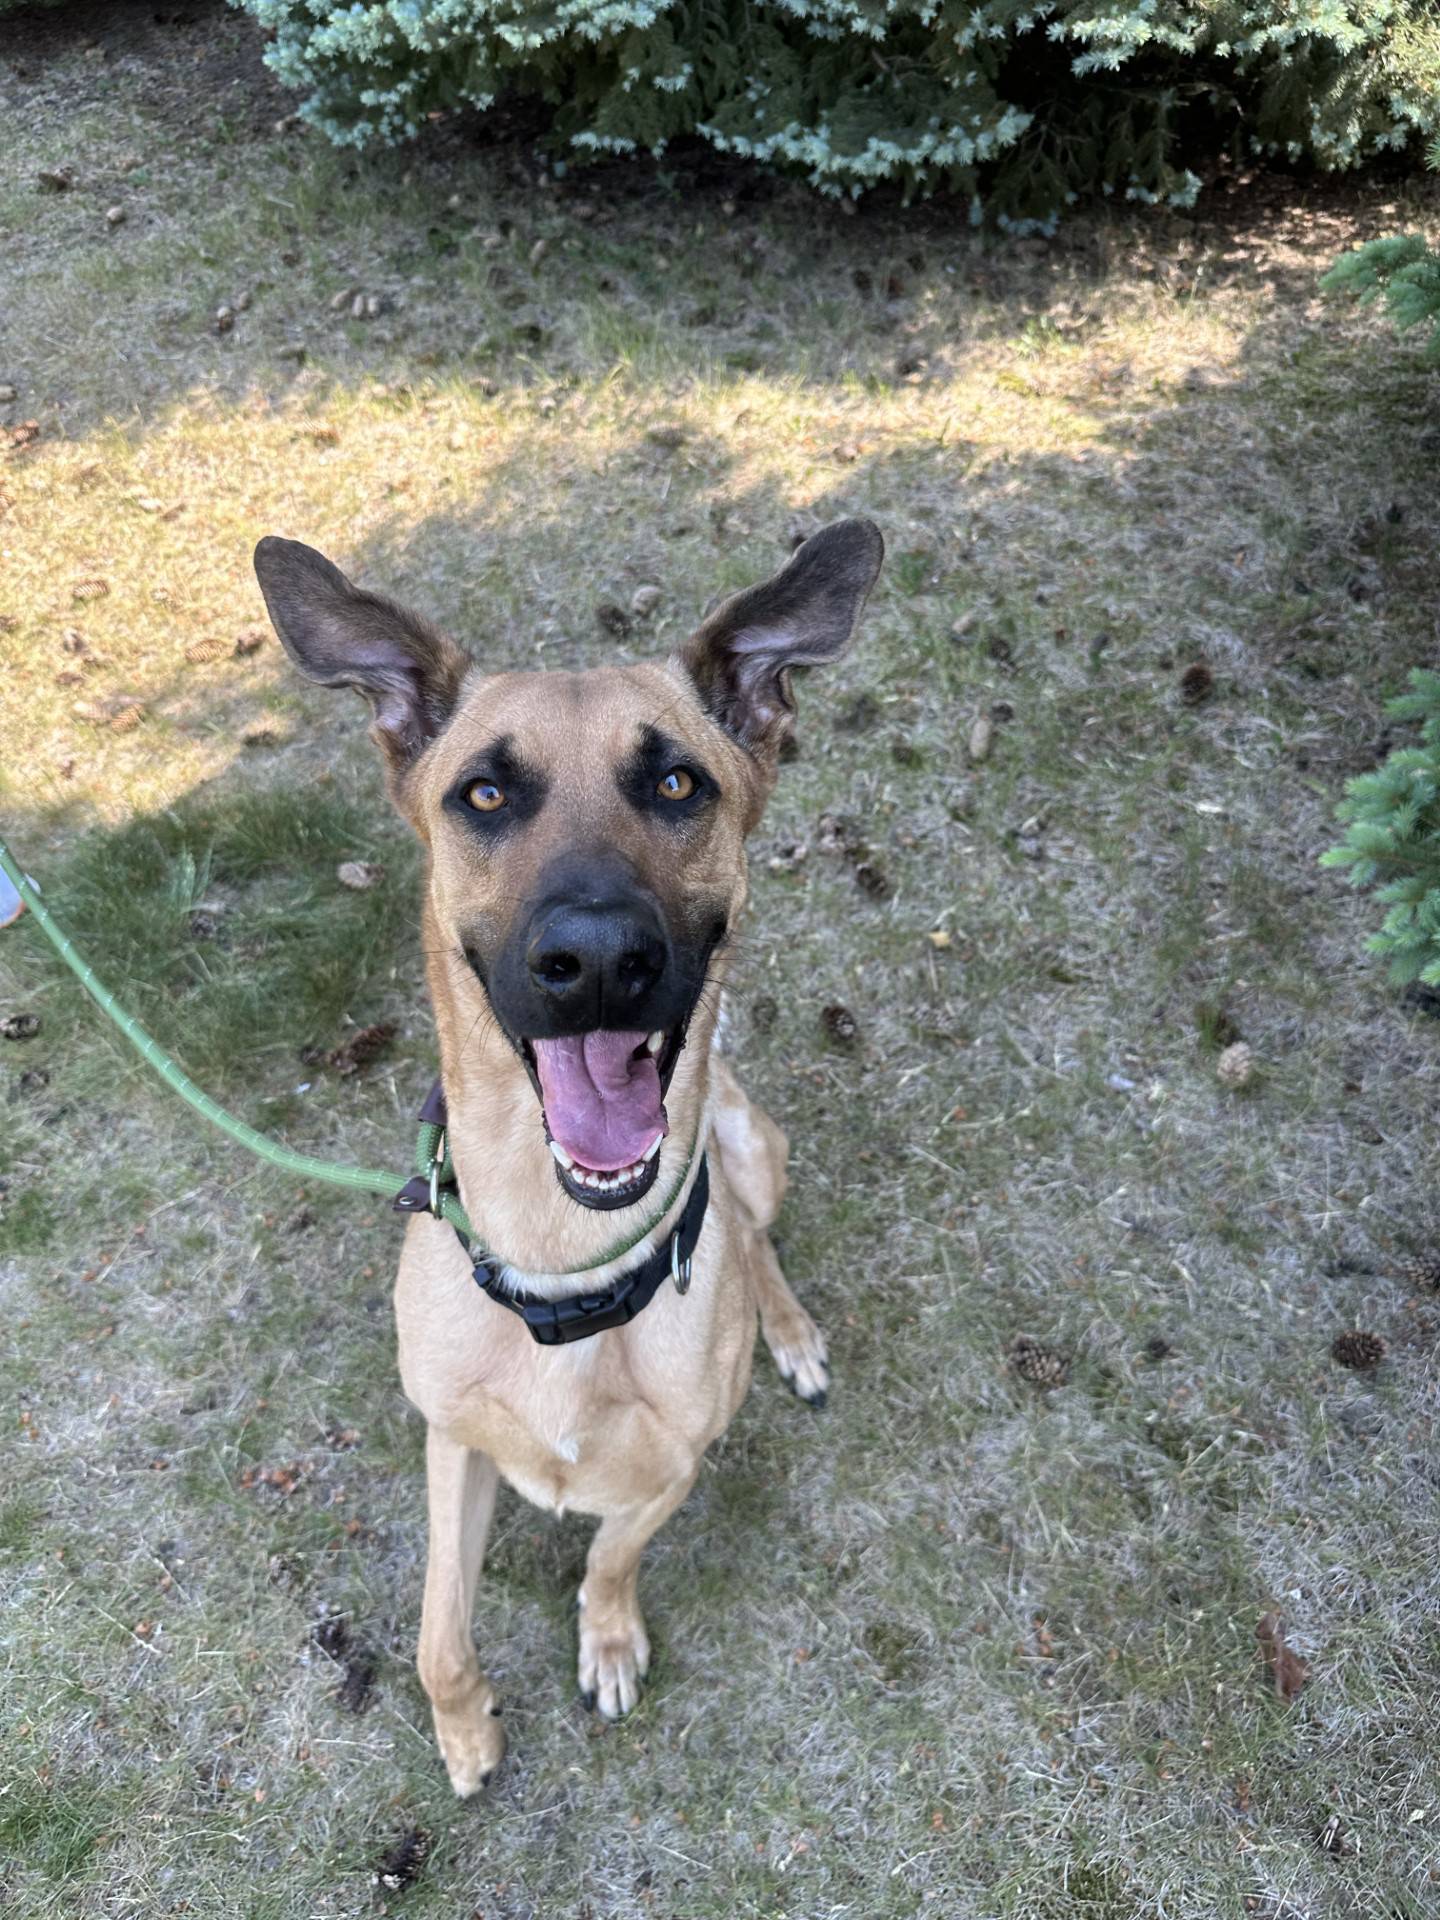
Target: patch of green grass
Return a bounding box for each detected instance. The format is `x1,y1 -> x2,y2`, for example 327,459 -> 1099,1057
0,1497 -> 44,1557
0,1189 -> 60,1256
26,788 -> 415,1093
0,1774 -> 111,1883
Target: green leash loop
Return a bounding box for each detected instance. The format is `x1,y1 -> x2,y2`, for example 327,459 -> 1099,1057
0,835 -> 692,1275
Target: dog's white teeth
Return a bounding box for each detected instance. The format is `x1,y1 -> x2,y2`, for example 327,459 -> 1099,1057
646,1030 -> 664,1056
642,1133 -> 663,1163
565,1154 -> 655,1192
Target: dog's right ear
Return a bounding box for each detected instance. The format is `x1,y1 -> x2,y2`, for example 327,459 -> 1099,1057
253,537 -> 469,768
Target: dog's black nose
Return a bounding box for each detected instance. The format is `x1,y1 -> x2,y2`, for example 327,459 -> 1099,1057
526,899 -> 668,1022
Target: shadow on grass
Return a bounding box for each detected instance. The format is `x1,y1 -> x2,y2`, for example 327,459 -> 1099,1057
7,0 -> 1438,455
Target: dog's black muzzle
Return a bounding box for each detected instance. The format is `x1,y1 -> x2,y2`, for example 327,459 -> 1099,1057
484,855 -> 702,1045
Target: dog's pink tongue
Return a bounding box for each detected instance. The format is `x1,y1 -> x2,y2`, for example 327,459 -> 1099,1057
531,1031 -> 666,1172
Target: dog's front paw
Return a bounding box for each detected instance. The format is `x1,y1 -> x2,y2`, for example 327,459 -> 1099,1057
762,1303 -> 830,1408
577,1596 -> 650,1720
432,1692 -> 506,1798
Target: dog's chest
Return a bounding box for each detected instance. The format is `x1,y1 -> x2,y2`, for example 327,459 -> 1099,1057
398,1296 -> 700,1514
395,1213 -> 750,1517
444,1365 -> 690,1517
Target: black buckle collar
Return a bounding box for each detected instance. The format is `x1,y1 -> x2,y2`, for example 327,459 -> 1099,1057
400,1081 -> 711,1347
468,1153 -> 709,1347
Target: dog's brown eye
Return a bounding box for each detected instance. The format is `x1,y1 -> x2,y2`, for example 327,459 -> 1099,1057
657,768 -> 696,801
467,780 -> 506,812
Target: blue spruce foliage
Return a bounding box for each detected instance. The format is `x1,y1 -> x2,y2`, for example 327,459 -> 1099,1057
229,0 -> 1440,221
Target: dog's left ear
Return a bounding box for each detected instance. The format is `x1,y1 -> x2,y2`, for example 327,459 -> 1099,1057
679,519 -> 884,763
253,536 -> 469,768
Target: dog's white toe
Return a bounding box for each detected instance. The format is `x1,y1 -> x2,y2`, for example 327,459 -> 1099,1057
578,1610 -> 651,1719
763,1311 -> 830,1407
432,1697 -> 506,1797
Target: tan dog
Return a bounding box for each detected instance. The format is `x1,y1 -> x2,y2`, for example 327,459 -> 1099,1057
254,520 -> 884,1795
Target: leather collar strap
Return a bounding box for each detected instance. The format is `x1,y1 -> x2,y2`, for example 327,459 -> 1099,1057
458,1154 -> 710,1347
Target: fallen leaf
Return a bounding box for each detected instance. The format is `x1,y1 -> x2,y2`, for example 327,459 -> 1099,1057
1316,1812 -> 1353,1855
335,860 -> 384,891
1256,1612 -> 1309,1700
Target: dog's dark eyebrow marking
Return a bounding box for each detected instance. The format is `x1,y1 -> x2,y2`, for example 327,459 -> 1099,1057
616,724 -> 716,819
444,734 -> 549,825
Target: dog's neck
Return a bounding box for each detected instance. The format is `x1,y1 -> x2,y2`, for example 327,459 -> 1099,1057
422,895 -> 714,1296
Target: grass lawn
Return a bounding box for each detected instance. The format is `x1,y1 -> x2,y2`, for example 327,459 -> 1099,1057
4,5 -> 1440,1915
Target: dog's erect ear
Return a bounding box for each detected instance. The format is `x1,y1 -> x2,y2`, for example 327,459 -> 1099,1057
253,537 -> 469,767
679,519 -> 883,762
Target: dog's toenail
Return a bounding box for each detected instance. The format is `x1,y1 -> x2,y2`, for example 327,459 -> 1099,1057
580,1689 -> 597,1712
808,1388 -> 828,1410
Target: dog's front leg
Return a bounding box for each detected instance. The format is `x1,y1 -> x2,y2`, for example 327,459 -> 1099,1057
578,1474 -> 696,1719
418,1425 -> 506,1796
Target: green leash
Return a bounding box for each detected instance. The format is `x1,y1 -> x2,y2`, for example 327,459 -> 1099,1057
0,836 -> 691,1276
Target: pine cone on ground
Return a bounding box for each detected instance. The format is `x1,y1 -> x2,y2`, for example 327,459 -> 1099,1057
1010,1336 -> 1069,1388
1396,1253 -> 1440,1292
1216,1041 -> 1254,1089
1331,1330 -> 1385,1371
822,1004 -> 858,1046
1179,661 -> 1214,706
